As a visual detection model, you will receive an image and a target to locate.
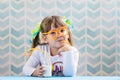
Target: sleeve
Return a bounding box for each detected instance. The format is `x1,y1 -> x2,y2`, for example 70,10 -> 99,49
23,50 -> 41,76
62,47 -> 79,77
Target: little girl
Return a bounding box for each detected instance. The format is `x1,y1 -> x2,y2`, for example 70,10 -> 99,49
23,16 -> 79,77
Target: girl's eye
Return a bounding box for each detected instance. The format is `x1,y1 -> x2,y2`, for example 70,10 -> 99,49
50,31 -> 56,35
60,29 -> 66,33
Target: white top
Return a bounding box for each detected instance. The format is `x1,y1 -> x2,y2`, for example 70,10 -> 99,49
23,44 -> 79,76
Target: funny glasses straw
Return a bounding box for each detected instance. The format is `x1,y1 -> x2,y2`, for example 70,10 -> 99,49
42,26 -> 68,40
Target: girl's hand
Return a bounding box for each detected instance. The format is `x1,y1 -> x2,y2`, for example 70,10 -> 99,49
57,44 -> 73,56
32,66 -> 45,77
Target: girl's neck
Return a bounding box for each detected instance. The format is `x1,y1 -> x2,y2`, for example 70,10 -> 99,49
50,47 -> 58,56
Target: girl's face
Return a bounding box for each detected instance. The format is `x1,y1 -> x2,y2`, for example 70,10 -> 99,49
45,26 -> 69,49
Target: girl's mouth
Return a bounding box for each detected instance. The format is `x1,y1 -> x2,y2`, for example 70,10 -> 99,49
57,39 -> 67,43
56,36 -> 65,42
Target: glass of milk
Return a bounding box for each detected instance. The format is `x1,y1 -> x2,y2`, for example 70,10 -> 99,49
43,64 -> 52,77
41,52 -> 52,77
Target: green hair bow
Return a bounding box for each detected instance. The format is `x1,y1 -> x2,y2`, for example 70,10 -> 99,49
31,23 -> 41,39
63,16 -> 74,29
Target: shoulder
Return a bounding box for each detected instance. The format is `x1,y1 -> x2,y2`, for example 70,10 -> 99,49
70,46 -> 79,53
30,45 -> 46,56
36,44 -> 50,52
32,44 -> 50,54
61,46 -> 79,55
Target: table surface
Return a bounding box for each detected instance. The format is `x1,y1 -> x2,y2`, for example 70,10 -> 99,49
0,76 -> 120,80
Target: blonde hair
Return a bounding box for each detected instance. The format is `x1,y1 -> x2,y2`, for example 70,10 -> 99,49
32,16 -> 73,48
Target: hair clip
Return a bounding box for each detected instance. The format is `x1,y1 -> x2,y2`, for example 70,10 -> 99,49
63,16 -> 74,30
31,23 -> 41,39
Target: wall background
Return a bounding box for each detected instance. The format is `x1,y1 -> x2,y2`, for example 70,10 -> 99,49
0,0 -> 120,76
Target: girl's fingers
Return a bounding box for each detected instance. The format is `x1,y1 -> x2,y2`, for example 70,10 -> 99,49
39,69 -> 45,74
57,44 -> 72,56
57,46 -> 66,55
38,66 -> 46,76
39,66 -> 44,69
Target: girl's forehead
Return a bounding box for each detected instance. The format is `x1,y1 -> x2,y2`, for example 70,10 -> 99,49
50,23 -> 61,29
49,21 -> 66,30
50,26 -> 61,30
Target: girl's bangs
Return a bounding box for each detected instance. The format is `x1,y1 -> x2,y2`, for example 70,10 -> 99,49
52,19 -> 67,28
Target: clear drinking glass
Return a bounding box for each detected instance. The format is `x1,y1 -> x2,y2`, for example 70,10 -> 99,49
40,46 -> 52,77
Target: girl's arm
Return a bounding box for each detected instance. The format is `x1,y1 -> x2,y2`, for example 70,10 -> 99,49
23,50 -> 41,76
62,47 -> 79,76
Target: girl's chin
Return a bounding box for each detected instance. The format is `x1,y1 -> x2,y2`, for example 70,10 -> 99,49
55,40 -> 67,48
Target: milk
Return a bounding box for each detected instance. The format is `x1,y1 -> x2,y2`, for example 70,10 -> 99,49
43,65 -> 52,77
